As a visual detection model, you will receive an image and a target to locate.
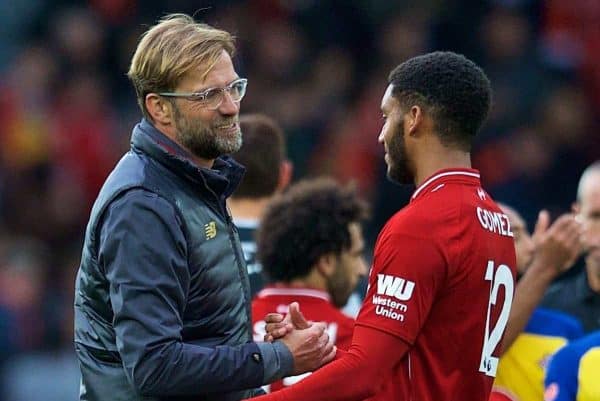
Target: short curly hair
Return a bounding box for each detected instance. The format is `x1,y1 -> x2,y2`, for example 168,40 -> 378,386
257,178 -> 369,282
388,51 -> 492,150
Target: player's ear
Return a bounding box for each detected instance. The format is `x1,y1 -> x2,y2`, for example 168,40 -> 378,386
146,93 -> 174,126
406,105 -> 425,137
276,160 -> 293,193
316,253 -> 337,277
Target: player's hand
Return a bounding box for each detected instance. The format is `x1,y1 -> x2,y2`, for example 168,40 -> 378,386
264,302 -> 311,342
532,211 -> 582,276
277,321 -> 336,375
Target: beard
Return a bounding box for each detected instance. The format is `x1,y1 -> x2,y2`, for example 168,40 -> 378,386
172,104 -> 242,160
326,260 -> 354,308
386,123 -> 413,184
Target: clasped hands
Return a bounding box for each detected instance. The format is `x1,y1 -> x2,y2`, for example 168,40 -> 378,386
265,302 -> 336,375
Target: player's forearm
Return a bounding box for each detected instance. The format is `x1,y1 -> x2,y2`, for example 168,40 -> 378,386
246,326 -> 408,401
502,260 -> 556,350
252,349 -> 378,401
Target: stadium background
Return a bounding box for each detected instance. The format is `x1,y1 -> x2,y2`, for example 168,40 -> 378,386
0,0 -> 598,399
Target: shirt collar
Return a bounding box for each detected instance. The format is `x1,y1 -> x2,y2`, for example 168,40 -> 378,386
411,168 -> 481,202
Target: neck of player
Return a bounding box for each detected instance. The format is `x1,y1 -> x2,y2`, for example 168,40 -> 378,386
413,145 -> 472,188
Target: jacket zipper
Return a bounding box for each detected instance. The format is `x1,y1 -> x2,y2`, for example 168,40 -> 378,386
202,182 -> 253,336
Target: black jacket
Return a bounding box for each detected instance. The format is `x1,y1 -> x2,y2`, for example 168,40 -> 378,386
74,119 -> 292,401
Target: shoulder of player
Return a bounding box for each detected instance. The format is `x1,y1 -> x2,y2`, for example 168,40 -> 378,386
383,194 -> 463,235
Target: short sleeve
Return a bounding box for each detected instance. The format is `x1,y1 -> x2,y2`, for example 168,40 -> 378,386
356,230 -> 446,344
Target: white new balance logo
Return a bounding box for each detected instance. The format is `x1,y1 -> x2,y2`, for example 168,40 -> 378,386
377,274 -> 415,301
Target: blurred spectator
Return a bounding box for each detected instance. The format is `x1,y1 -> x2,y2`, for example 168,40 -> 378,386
229,113 -> 292,298
0,237 -> 81,400
50,6 -> 107,73
50,72 -> 121,205
0,1 -> 46,70
0,237 -> 48,359
542,161 -> 600,333
541,0 -> 600,107
491,204 -> 583,401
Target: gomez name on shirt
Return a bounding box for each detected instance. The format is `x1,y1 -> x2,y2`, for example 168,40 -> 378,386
476,207 -> 513,238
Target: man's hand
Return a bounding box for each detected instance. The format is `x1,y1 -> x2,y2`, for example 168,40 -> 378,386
277,320 -> 336,375
531,211 -> 582,276
264,302 -> 311,342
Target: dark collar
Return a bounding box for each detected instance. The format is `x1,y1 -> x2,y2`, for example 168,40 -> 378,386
130,119 -> 245,199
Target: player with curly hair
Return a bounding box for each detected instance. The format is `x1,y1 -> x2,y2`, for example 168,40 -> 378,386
252,177 -> 369,392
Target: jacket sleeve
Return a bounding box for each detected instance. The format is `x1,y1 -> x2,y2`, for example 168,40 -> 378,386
98,189 -> 292,396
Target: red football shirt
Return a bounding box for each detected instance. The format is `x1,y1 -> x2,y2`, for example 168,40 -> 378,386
489,388 -> 519,401
250,169 -> 517,401
356,168 -> 517,400
252,287 -> 355,391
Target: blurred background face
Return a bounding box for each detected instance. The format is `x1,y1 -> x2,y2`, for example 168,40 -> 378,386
578,172 -> 600,263
327,223 -> 367,307
501,206 -> 535,274
379,85 -> 413,185
171,50 -> 242,160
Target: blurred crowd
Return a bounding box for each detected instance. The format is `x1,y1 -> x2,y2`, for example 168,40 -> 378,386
0,0 -> 598,400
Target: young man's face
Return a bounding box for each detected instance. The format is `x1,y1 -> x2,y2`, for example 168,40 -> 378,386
378,85 -> 413,184
503,208 -> 535,274
327,223 -> 368,308
171,49 -> 242,160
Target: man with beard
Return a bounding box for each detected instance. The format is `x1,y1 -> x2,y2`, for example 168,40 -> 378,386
250,51 -> 516,401
73,14 -> 334,401
251,178 -> 369,392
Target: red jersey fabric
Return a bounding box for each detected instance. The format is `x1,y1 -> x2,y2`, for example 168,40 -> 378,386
489,388 -> 519,401
252,287 -> 355,391
249,169 -> 517,401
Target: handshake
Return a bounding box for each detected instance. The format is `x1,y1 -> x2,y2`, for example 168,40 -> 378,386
264,302 -> 337,375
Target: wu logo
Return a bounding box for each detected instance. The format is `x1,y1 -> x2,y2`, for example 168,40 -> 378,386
477,188 -> 487,200
204,221 -> 217,240
376,274 -> 415,301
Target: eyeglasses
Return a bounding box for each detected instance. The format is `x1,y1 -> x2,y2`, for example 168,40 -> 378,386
158,78 -> 248,110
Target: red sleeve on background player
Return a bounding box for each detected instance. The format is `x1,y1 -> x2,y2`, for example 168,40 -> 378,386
357,232 -> 447,344
247,325 -> 410,401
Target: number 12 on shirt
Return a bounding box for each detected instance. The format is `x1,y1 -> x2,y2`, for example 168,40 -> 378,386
479,260 -> 514,377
